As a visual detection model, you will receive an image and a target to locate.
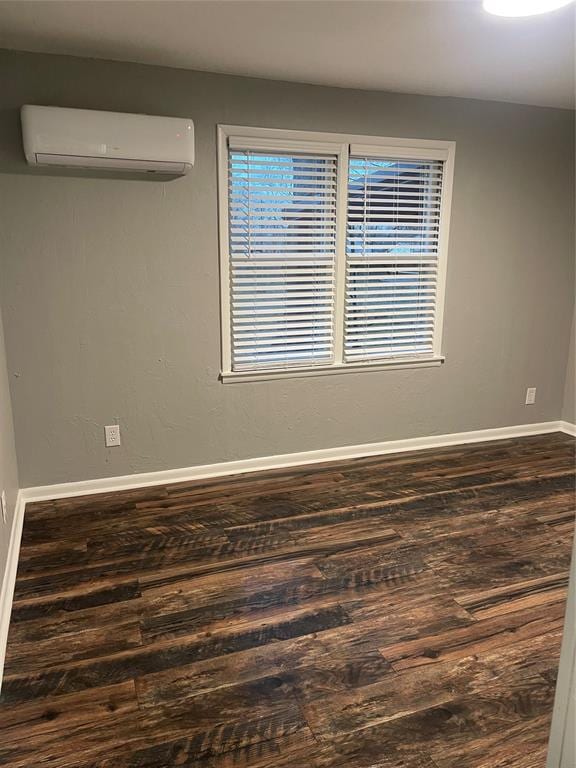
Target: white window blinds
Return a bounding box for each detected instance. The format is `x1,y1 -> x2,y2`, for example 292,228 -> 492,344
345,155 -> 444,361
228,148 -> 338,370
220,127 -> 454,378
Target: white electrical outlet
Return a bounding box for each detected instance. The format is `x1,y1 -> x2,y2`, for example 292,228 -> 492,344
1,490 -> 6,524
105,424 -> 121,447
525,387 -> 537,405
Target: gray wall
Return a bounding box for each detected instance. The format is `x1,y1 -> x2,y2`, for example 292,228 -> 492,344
562,310 -> 575,424
0,49 -> 574,488
0,296 -> 19,581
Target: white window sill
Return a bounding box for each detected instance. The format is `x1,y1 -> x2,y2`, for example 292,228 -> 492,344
220,356 -> 445,383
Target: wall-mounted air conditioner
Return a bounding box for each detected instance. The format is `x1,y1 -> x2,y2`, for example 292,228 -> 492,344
21,105 -> 195,177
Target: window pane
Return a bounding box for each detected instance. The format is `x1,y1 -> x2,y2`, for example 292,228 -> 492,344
229,150 -> 338,371
345,157 -> 443,361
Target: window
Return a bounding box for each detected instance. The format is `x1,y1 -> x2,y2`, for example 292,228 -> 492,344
218,127 -> 455,381
227,145 -> 339,370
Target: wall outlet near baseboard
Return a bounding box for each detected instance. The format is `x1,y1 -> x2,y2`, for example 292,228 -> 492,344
105,425 -> 121,447
0,490 -> 6,524
525,387 -> 537,405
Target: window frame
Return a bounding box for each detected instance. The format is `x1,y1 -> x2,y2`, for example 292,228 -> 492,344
217,125 -> 455,383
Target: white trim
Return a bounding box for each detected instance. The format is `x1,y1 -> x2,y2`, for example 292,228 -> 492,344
332,142 -> 349,366
218,125 -> 456,152
558,420 -> 576,436
221,355 -> 444,382
433,141 -> 455,357
0,491 -> 25,692
227,135 -> 348,154
20,421 -> 568,504
217,125 -> 232,375
349,143 -> 451,161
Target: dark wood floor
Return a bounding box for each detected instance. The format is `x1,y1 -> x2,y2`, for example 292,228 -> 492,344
1,433 -> 574,768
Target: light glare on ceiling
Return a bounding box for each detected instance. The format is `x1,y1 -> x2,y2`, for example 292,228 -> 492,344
483,0 -> 574,16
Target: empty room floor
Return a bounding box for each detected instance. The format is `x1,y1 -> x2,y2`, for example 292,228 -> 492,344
0,432 -> 574,768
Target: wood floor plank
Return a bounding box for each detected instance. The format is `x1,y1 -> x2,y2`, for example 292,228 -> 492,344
12,523 -> 402,601
1,432 -> 573,767
1,603 -> 351,704
6,597 -> 144,647
301,628 -> 562,741
379,601 -> 567,671
167,728 -> 321,768
84,706 -> 308,767
139,545 -> 436,644
302,654 -> 499,740
0,681 -> 140,768
429,713 -> 552,768
3,620 -> 143,677
9,580 -> 142,623
421,524 -> 572,596
136,673 -> 297,735
454,572 -> 569,619
310,676 -> 555,768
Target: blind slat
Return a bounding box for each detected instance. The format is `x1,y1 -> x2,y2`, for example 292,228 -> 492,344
234,328 -> 332,339
233,307 -> 335,317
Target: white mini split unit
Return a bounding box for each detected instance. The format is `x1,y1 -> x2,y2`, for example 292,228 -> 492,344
21,105 -> 195,177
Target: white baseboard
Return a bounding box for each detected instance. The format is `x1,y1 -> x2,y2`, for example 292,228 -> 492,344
0,490 -> 25,692
0,418 -> 572,689
558,420 -> 576,437
21,420 -> 571,504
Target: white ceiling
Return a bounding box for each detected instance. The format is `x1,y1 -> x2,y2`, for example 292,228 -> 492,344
0,0 -> 574,108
